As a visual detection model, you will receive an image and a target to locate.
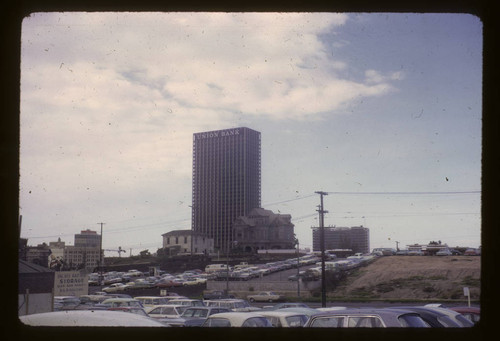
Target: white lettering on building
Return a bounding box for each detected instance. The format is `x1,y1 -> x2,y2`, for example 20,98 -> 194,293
195,128 -> 240,140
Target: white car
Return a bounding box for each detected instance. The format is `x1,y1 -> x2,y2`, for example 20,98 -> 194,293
146,304 -> 187,319
102,283 -> 128,293
202,312 -> 273,327
204,299 -> 261,312
167,299 -> 205,307
134,296 -> 172,308
100,298 -> 144,308
19,310 -> 167,327
247,291 -> 284,303
258,311 -> 309,327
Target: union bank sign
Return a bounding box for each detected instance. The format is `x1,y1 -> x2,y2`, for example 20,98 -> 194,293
194,128 -> 241,140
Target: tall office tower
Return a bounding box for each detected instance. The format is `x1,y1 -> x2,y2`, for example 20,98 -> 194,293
192,127 -> 261,252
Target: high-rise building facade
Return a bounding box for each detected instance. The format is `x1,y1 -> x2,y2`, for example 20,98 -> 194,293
312,226 -> 370,254
74,229 -> 101,248
192,127 -> 261,252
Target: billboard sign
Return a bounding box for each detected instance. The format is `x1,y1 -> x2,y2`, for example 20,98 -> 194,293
54,271 -> 89,296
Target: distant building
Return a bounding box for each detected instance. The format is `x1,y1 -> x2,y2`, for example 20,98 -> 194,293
25,243 -> 52,268
63,229 -> 102,271
312,226 -> 370,255
162,230 -> 214,256
232,208 -> 295,253
192,127 -> 261,252
74,229 -> 101,248
407,242 -> 449,255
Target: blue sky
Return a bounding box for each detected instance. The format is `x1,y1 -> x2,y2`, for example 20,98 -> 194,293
19,13 -> 482,256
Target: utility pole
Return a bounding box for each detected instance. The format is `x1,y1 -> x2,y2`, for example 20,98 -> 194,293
395,241 -> 400,251
97,222 -> 105,284
315,191 -> 328,308
294,235 -> 300,298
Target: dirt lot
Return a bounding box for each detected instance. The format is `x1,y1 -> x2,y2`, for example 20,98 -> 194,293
331,256 -> 481,301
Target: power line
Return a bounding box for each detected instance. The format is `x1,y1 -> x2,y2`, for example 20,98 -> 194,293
327,191 -> 480,195
263,194 -> 316,206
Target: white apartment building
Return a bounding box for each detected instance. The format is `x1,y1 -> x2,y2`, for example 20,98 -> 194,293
161,230 -> 214,255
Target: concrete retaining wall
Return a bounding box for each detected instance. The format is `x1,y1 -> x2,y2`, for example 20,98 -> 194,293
206,280 -> 321,298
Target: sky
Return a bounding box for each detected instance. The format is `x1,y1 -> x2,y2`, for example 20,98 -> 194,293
19,12 -> 482,257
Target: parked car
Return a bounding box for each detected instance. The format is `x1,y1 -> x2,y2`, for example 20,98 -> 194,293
100,298 -> 144,309
156,278 -> 183,288
53,296 -> 83,311
78,294 -> 108,305
436,249 -> 453,256
278,307 -> 322,317
202,312 -> 273,327
464,248 -> 480,256
134,296 -> 172,308
204,299 -> 261,312
102,283 -> 128,293
382,307 -> 461,328
103,276 -> 123,285
167,299 -> 205,307
19,310 -> 167,327
304,308 -> 431,328
247,291 -> 284,303
126,279 -> 154,290
448,306 -> 480,324
162,306 -> 232,327
259,311 -> 309,327
146,304 -> 187,320
424,306 -> 474,327
203,290 -> 235,300
263,302 -> 310,310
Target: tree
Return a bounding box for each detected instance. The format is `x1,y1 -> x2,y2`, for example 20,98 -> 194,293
139,249 -> 151,258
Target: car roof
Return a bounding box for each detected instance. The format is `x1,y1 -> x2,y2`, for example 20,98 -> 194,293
134,296 -> 166,299
102,298 -> 139,303
206,312 -> 267,324
19,310 -> 166,327
309,308 -> 419,320
278,307 -> 320,315
259,311 -> 307,317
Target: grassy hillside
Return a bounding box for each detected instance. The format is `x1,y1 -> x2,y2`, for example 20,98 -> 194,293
329,256 -> 480,302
